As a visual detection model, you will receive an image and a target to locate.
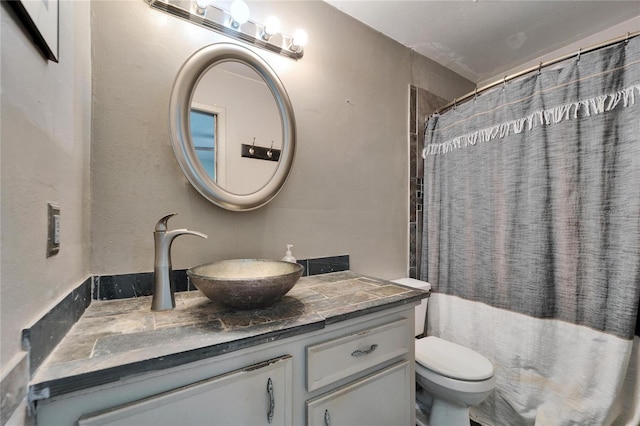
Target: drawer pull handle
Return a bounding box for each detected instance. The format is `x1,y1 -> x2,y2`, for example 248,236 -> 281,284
324,409 -> 331,426
267,377 -> 275,424
351,344 -> 378,357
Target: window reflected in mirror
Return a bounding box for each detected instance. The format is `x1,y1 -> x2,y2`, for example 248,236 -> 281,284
190,102 -> 227,187
190,109 -> 217,180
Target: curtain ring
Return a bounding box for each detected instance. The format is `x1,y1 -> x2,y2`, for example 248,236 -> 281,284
576,48 -> 581,62
249,137 -> 256,155
538,62 -> 543,75
474,87 -> 478,101
453,98 -> 457,111
503,76 -> 507,89
625,32 -> 630,44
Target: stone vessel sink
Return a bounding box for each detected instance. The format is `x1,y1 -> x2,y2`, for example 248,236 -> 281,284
187,259 -> 304,310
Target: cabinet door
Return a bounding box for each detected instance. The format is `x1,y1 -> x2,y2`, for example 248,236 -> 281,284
306,361 -> 411,426
78,356 -> 293,426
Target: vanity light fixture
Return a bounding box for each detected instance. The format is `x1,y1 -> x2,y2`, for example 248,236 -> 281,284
144,0 -> 307,59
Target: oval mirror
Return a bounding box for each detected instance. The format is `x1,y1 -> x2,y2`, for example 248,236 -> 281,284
169,43 -> 296,211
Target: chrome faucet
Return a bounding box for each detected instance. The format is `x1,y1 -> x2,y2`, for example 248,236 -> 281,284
152,213 -> 207,311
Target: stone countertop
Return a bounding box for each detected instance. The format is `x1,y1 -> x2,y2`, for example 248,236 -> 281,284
30,271 -> 428,399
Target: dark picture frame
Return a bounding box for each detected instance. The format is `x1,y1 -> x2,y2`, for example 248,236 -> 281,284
7,0 -> 59,62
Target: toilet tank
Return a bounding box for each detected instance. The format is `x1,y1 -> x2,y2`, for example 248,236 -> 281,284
392,278 -> 431,337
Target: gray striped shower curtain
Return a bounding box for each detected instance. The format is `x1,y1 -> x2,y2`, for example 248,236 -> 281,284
422,36 -> 640,425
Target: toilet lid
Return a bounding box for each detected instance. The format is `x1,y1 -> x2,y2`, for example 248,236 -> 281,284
415,336 -> 494,381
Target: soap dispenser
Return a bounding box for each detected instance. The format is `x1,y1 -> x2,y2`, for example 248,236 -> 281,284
282,244 -> 296,263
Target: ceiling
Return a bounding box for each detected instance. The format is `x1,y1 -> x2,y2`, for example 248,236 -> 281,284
324,1 -> 640,84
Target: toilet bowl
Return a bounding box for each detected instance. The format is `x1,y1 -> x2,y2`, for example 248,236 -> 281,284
392,278 -> 495,426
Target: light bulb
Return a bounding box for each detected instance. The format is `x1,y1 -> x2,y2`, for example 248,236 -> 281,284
263,16 -> 281,37
291,29 -> 308,51
195,0 -> 210,14
230,0 -> 250,28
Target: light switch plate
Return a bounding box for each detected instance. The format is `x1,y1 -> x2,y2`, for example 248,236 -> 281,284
47,203 -> 60,257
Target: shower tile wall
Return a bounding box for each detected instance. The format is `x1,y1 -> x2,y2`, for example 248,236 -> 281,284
408,86 -> 448,278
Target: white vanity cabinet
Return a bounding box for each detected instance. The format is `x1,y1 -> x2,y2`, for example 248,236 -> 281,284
77,356 -> 293,426
35,304 -> 418,426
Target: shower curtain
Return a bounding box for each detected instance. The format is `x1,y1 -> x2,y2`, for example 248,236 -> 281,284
421,36 -> 640,425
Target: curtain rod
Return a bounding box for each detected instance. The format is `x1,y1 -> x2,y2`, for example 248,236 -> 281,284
436,30 -> 640,115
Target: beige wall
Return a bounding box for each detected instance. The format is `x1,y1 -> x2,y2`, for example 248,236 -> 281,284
1,1 -> 91,367
89,0 -> 473,277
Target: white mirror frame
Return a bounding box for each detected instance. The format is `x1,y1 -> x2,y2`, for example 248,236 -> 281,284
169,43 -> 296,211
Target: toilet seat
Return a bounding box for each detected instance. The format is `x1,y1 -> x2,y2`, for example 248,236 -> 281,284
415,336 -> 494,381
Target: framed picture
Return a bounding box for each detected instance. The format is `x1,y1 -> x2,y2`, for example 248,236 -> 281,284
8,0 -> 59,62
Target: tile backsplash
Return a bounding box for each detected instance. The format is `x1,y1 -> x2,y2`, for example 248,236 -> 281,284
94,255 -> 350,301
299,255 -> 350,277
93,270 -> 190,300
22,278 -> 92,376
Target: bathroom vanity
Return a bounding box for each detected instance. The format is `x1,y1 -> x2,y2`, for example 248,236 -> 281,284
31,271 -> 427,425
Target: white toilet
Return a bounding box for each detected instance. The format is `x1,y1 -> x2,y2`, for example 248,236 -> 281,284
392,278 -> 496,426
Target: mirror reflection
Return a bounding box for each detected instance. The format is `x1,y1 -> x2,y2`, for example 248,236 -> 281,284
191,61 -> 281,195
169,43 -> 296,211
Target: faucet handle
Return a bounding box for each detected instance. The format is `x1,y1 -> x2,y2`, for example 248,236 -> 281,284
155,213 -> 178,232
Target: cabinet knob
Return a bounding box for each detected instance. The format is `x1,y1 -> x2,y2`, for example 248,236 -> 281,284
351,344 -> 378,357
267,378 -> 275,424
324,409 -> 331,426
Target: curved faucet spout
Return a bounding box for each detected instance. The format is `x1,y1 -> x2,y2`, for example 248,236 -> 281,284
166,229 -> 208,241
152,215 -> 207,311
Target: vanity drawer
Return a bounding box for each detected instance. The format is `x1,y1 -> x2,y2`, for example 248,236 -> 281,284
306,361 -> 411,426
306,318 -> 410,391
